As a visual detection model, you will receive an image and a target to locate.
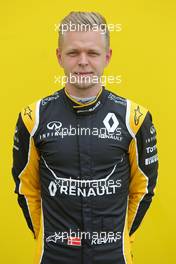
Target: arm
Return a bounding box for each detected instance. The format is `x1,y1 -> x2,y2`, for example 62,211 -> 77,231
127,103 -> 158,242
12,104 -> 41,239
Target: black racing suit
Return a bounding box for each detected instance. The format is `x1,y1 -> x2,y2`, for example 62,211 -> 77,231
12,86 -> 158,264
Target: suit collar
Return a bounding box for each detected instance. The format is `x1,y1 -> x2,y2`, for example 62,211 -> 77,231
62,86 -> 109,115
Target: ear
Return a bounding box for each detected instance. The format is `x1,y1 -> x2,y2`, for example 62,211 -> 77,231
105,48 -> 112,67
56,48 -> 63,67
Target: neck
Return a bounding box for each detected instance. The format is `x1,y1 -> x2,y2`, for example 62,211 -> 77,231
65,83 -> 102,98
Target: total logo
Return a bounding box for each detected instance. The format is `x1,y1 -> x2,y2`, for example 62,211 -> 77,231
146,144 -> 157,154
100,113 -> 123,141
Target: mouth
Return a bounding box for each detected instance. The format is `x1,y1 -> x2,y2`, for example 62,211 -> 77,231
73,72 -> 94,75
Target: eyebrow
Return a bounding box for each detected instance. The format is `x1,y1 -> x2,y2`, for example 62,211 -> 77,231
66,48 -> 101,53
66,49 -> 78,52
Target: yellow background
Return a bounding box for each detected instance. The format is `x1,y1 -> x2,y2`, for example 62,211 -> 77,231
0,0 -> 175,263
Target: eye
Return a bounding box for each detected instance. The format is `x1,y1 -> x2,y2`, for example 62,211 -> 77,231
88,51 -> 100,56
67,51 -> 78,57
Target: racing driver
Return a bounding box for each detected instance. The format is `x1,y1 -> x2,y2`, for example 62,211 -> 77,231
12,11 -> 158,264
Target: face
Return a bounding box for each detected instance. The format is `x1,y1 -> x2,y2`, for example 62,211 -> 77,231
56,30 -> 112,90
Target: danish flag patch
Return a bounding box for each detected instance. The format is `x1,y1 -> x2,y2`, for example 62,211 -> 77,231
67,237 -> 81,246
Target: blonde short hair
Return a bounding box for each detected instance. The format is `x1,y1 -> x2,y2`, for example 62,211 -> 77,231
58,11 -> 110,50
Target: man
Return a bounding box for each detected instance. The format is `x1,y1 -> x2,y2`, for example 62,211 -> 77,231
12,12 -> 158,264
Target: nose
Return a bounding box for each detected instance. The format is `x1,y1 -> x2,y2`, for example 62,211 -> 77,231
78,53 -> 89,66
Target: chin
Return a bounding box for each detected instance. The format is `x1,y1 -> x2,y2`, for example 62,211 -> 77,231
73,82 -> 97,90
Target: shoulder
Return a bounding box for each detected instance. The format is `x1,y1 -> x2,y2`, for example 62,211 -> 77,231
106,90 -> 127,107
126,98 -> 149,137
40,90 -> 60,107
20,89 -> 62,134
107,89 -> 149,136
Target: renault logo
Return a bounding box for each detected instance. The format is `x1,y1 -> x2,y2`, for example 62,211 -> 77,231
103,113 -> 119,133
